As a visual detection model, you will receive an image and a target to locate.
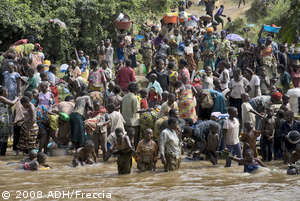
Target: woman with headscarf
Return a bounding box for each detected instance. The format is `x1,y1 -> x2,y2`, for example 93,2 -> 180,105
202,27 -> 217,71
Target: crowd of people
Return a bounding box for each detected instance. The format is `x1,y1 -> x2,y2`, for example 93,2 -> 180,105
0,0 -> 300,175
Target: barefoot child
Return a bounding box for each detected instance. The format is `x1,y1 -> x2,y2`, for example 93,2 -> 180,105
136,128 -> 158,171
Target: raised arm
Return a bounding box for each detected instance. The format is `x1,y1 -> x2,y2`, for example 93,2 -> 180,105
0,96 -> 18,106
257,25 -> 264,44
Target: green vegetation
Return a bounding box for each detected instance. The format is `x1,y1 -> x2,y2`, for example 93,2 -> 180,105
226,0 -> 299,43
0,0 -> 176,62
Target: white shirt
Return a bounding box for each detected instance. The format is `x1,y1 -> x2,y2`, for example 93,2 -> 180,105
160,128 -> 181,158
219,69 -> 230,90
33,72 -> 41,84
201,75 -> 214,90
109,111 -> 125,133
184,43 -> 193,55
229,77 -> 249,99
241,102 -> 256,128
105,46 -> 114,69
248,75 -> 261,98
223,118 -> 240,145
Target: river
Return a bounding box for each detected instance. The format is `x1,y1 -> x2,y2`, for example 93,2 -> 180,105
0,154 -> 299,201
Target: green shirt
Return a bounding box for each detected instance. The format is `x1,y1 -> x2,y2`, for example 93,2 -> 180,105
121,92 -> 140,126
26,77 -> 38,92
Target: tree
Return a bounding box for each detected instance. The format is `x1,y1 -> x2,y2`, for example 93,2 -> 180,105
0,0 -> 175,62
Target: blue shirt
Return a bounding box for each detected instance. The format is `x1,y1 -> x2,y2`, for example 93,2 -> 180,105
79,56 -> 87,72
280,120 -> 300,137
116,47 -> 124,62
215,7 -> 224,17
47,71 -> 56,86
3,71 -> 20,100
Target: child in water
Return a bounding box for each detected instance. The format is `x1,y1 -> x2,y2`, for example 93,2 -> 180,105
72,140 -> 97,167
224,147 -> 266,173
135,128 -> 158,172
260,107 -> 275,161
206,123 -> 220,165
21,150 -> 37,163
37,152 -> 51,168
22,152 -> 51,171
109,128 -> 135,174
240,122 -> 260,157
291,144 -> 300,164
287,144 -> 300,175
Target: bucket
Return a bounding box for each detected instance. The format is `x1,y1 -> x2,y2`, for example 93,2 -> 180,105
263,25 -> 280,33
139,64 -> 146,75
164,15 -> 178,24
114,21 -> 132,30
179,11 -> 188,23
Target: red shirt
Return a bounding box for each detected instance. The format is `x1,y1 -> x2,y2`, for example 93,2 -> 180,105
116,66 -> 136,90
140,98 -> 148,109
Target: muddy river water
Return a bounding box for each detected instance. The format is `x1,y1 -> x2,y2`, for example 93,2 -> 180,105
0,154 -> 299,201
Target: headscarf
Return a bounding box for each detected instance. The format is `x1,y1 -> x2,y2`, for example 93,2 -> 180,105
271,91 -> 283,102
207,27 -> 214,33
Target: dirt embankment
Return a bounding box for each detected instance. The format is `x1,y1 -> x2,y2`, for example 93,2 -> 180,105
187,0 -> 252,20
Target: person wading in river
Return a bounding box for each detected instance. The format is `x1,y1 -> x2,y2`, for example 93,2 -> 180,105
160,117 -> 181,172
136,128 -> 158,172
110,128 -> 135,174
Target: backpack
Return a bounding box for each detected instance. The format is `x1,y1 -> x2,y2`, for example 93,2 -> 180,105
201,90 -> 214,109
